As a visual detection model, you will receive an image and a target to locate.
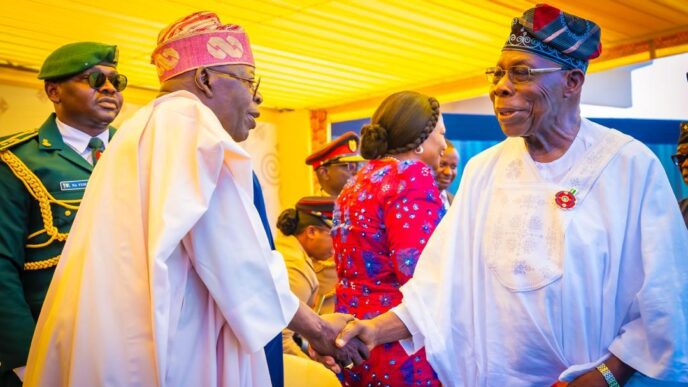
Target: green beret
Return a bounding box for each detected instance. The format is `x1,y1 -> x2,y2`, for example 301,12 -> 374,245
38,42 -> 119,80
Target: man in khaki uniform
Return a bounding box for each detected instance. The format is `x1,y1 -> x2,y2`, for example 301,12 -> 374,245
0,42 -> 125,386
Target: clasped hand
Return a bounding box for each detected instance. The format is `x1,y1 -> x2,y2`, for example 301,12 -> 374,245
308,315 -> 377,373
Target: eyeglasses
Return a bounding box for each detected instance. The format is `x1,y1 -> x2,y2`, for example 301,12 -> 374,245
80,71 -> 128,91
324,162 -> 359,173
485,66 -> 564,84
205,67 -> 261,100
671,153 -> 688,168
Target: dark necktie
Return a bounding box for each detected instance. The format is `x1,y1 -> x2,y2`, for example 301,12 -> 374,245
87,137 -> 105,166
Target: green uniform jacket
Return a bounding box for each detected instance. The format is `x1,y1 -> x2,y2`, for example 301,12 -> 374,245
0,114 -> 114,385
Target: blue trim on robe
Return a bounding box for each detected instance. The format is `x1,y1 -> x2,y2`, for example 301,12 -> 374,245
253,173 -> 283,387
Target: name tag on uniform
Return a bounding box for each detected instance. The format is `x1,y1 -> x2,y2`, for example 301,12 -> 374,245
60,180 -> 88,191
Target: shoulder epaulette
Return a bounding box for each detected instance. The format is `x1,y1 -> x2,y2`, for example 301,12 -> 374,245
0,132 -> 81,271
0,128 -> 39,151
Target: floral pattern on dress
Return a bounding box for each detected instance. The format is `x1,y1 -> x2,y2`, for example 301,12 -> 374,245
395,248 -> 420,278
332,158 -> 443,386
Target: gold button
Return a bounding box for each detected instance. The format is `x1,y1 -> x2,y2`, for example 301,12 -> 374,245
65,210 -> 72,216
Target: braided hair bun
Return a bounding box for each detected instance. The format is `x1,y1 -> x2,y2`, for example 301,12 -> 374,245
360,123 -> 388,159
363,91 -> 441,157
276,208 -> 299,236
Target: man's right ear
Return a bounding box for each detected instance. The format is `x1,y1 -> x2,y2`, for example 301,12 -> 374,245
194,67 -> 213,98
316,166 -> 330,180
44,82 -> 60,103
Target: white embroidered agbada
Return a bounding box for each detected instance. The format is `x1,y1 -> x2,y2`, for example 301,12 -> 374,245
393,118 -> 688,387
24,91 -> 299,387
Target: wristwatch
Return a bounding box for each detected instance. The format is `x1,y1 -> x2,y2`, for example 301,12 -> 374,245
596,362 -> 620,387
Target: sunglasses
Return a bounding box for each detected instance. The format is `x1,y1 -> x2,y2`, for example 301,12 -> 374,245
671,153 -> 688,168
81,71 -> 128,92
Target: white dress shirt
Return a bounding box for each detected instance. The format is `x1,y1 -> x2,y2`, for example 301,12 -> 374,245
56,118 -> 109,165
439,190 -> 451,211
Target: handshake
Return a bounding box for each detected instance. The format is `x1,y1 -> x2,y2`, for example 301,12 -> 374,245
303,313 -> 379,373
289,304 -> 405,372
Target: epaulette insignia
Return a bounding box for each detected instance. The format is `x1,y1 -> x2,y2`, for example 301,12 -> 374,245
0,129 -> 39,151
42,139 -> 52,147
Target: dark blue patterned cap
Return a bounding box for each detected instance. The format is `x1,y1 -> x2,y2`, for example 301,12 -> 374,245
503,4 -> 602,72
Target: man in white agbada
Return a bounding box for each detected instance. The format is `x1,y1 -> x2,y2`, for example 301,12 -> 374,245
24,11 -> 367,387
332,4 -> 688,387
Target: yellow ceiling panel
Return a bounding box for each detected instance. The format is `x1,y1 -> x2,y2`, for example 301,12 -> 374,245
0,0 -> 686,114
254,46 -> 401,81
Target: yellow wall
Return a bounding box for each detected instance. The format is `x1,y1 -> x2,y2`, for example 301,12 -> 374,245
261,109 -> 314,209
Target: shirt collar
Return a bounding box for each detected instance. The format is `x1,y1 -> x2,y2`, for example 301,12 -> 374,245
440,189 -> 450,209
56,118 -> 109,154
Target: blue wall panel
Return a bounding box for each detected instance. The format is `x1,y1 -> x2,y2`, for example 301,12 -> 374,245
332,114 -> 686,199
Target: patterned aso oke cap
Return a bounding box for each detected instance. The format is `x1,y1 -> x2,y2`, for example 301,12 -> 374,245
503,3 -> 602,72
296,196 -> 335,228
38,42 -> 118,80
151,11 -> 254,82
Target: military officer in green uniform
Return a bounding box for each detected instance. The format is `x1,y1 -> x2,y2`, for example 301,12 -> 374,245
0,42 -> 126,386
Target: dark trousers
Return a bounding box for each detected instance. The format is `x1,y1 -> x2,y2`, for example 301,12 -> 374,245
0,371 -> 22,387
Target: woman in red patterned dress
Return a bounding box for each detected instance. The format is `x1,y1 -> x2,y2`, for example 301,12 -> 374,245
332,91 -> 447,386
